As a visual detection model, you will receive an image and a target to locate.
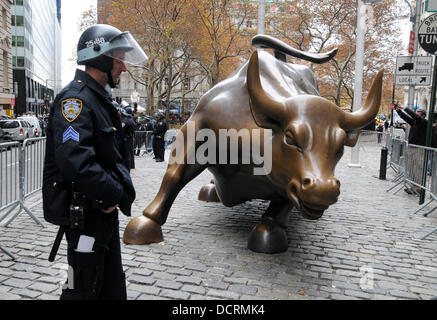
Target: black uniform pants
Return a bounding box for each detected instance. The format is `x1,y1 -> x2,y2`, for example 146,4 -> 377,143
60,209 -> 126,300
153,137 -> 165,160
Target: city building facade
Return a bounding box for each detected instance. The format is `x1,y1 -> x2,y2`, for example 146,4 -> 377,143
11,0 -> 62,116
0,0 -> 14,117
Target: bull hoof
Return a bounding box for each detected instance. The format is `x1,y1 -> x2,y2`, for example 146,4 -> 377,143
247,221 -> 288,253
123,215 -> 163,245
198,183 -> 220,202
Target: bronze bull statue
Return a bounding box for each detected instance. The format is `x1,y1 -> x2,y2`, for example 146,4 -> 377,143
123,35 -> 383,253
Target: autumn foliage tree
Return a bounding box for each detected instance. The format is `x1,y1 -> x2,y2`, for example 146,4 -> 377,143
267,0 -> 407,117
97,0 -> 406,119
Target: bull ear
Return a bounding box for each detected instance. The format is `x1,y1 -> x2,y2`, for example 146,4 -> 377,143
341,70 -> 383,130
247,51 -> 285,130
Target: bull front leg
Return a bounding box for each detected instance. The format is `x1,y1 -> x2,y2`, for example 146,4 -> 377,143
247,198 -> 293,253
123,123 -> 206,245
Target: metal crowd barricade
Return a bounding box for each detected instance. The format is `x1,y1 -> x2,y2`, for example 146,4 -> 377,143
0,141 -> 21,260
386,138 -> 407,187
0,137 -> 46,228
133,131 -> 153,156
385,141 -> 437,240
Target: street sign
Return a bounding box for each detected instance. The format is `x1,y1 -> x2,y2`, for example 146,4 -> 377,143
426,0 -> 437,12
395,56 -> 433,86
418,13 -> 437,55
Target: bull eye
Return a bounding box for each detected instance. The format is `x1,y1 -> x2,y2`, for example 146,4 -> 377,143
284,130 -> 301,151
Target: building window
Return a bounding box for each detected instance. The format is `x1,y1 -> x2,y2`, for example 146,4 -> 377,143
13,56 -> 24,67
15,0 -> 23,5
2,8 -> 7,30
3,51 -> 8,88
12,36 -> 24,47
11,15 -> 24,26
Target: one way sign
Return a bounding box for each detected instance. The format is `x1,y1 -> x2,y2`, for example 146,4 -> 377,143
395,56 -> 433,86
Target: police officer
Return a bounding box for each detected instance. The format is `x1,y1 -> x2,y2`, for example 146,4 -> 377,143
120,102 -> 136,170
153,112 -> 167,162
42,24 -> 148,300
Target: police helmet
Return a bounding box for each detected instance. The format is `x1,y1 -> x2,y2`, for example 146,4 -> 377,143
77,24 -> 148,87
77,24 -> 148,67
112,100 -> 121,112
121,106 -> 133,117
120,100 -> 130,108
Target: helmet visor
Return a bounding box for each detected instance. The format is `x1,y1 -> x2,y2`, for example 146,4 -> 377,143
104,32 -> 148,65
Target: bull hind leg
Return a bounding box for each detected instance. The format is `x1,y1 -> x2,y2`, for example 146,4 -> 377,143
123,122 -> 206,245
247,199 -> 293,253
198,179 -> 220,202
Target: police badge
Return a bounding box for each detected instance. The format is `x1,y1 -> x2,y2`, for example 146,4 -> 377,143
62,98 -> 82,122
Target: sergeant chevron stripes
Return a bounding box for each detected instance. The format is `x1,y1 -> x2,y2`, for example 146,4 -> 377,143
63,126 -> 79,143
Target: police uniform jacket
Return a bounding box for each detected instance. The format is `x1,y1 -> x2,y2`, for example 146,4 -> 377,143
153,118 -> 167,138
43,69 -> 136,226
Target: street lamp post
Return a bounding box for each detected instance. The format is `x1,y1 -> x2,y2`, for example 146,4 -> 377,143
403,0 -> 422,109
258,0 -> 265,35
349,0 -> 379,168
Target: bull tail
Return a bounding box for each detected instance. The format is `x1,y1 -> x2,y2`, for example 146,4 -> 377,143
251,34 -> 337,64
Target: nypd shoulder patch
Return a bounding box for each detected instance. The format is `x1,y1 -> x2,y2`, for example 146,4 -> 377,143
62,98 -> 82,122
63,126 -> 79,143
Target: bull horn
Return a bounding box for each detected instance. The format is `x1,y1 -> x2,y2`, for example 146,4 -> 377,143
247,51 -> 285,128
252,34 -> 338,64
341,70 -> 384,130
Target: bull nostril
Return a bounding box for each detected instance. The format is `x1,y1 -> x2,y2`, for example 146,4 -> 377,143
330,178 -> 340,188
302,177 -> 314,190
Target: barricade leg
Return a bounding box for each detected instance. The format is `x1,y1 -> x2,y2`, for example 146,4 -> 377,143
0,245 -> 15,260
2,203 -> 45,228
413,198 -> 434,215
423,205 -> 437,217
0,202 -> 19,224
420,226 -> 437,240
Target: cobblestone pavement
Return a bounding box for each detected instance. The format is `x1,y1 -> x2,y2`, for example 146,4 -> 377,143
1,144 -> 437,300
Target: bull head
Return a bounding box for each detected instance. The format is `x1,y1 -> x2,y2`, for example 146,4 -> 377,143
247,51 -> 383,219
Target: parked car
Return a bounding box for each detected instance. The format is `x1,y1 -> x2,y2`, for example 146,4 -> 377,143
0,127 -> 12,142
0,119 -> 34,142
17,116 -> 42,137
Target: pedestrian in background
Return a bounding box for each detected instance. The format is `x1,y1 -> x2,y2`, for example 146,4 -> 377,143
120,103 -> 136,170
153,112 -> 167,162
376,121 -> 384,144
395,103 -> 428,195
42,24 -> 147,300
394,103 -> 427,146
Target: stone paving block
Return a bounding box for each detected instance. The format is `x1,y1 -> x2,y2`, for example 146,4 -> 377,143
206,289 -> 239,300
202,279 -> 229,290
155,279 -> 183,290
3,278 -> 32,288
28,282 -> 59,293
166,267 -> 193,276
388,289 -> 420,299
10,288 -> 41,299
229,284 -> 258,295
175,276 -> 202,286
0,291 -> 21,300
160,289 -> 190,300
128,283 -> 160,295
128,274 -> 156,285
181,284 -> 206,295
